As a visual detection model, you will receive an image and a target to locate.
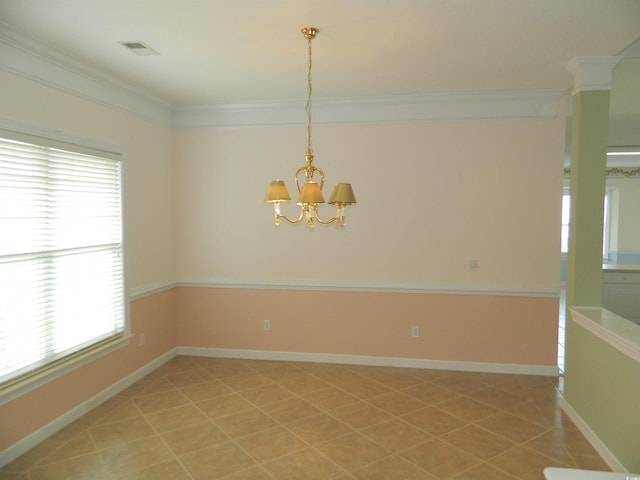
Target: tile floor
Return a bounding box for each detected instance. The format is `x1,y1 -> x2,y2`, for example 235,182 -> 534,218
1,356 -> 609,480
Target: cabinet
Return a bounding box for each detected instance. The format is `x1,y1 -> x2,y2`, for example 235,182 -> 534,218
602,266 -> 640,325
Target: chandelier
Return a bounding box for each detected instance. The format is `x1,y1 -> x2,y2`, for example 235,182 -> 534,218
264,27 -> 356,229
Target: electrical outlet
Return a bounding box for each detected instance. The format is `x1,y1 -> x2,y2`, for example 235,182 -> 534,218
139,332 -> 146,346
263,320 -> 271,332
411,326 -> 420,338
469,259 -> 478,272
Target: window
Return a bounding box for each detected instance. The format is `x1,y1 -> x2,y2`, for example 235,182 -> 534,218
0,130 -> 124,388
561,190 -> 571,253
602,189 -> 612,262
560,189 -> 612,259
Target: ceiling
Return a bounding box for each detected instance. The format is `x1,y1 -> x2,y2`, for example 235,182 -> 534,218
1,0 -> 640,107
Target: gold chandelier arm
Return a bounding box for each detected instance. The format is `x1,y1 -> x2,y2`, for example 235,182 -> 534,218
275,210 -> 304,225
313,214 -> 339,225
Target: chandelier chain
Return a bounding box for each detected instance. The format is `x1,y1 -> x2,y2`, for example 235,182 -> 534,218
306,36 -> 313,156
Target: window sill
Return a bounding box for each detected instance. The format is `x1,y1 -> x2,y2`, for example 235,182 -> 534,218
0,335 -> 132,406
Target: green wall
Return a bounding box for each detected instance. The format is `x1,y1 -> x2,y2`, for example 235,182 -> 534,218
564,319 -> 640,471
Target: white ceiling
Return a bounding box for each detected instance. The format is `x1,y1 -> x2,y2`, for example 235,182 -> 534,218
1,0 -> 640,107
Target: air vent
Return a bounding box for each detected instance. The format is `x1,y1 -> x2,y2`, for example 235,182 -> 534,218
119,41 -> 159,56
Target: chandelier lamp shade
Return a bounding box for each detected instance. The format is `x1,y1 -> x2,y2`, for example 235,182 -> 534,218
264,27 -> 356,229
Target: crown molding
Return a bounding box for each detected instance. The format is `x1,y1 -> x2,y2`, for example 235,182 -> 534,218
0,22 -> 173,127
1,22 -> 564,129
566,56 -> 622,95
172,90 -> 564,129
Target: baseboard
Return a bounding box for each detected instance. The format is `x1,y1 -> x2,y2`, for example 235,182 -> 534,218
560,398 -> 626,472
176,347 -> 559,376
0,348 -> 177,468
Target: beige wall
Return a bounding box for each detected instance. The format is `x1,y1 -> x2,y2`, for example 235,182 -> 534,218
174,119 -> 564,289
0,72 -> 177,453
0,290 -> 176,452
0,71 -> 176,292
0,68 -> 566,457
172,117 -> 564,371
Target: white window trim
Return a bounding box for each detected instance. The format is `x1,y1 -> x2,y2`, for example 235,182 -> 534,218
0,122 -> 130,404
0,335 -> 132,406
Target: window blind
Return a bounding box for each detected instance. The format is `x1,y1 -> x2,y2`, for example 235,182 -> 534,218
0,130 -> 124,387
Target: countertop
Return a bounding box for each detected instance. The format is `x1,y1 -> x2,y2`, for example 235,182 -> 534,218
603,264 -> 640,273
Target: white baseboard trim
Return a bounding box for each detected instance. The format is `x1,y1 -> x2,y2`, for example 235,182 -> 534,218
176,347 -> 559,376
0,348 -> 177,468
560,398 -> 626,472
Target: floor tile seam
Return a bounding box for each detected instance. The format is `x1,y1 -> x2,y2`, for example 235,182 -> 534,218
130,385 -> 190,411
229,382 -> 325,422
458,389 -> 529,411
399,384 -> 464,406
501,406 -> 557,429
211,434 -> 290,479
232,433 -> 311,471
141,412 -> 204,480
472,405 -> 550,429
305,437 -> 392,477
27,449 -> 112,478
435,426 -> 520,463
358,430 -> 435,460
218,378 -> 280,395
205,386 -> 330,442
106,455 -> 190,480
465,418 -> 549,447
258,439 -> 352,479
297,390 -> 362,412
424,392 -> 502,418
151,414 -> 246,480
400,399 -> 479,427
255,401 -> 391,472
481,442 -> 540,474
423,433 -> 493,464
21,431 -> 89,471
360,412 -> 437,442
499,425 -> 570,458
218,464 -> 276,480
320,402 -> 393,432
521,429 -> 580,467
349,451 -> 434,478
470,459 -> 522,479
328,378 -> 392,401
89,401 -> 148,431
231,391 -> 362,449
360,403 -> 428,421
394,439 -> 487,479
90,429 -> 162,459
504,441 -> 579,469
12,435 -> 97,476
49,424 -> 104,469
206,409 -> 278,441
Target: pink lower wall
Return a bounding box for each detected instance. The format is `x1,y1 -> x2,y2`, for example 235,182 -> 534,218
176,287 -> 559,367
3,285 -> 558,457
0,289 -> 176,453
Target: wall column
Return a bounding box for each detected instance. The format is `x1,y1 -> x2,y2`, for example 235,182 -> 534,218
565,57 -> 621,310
